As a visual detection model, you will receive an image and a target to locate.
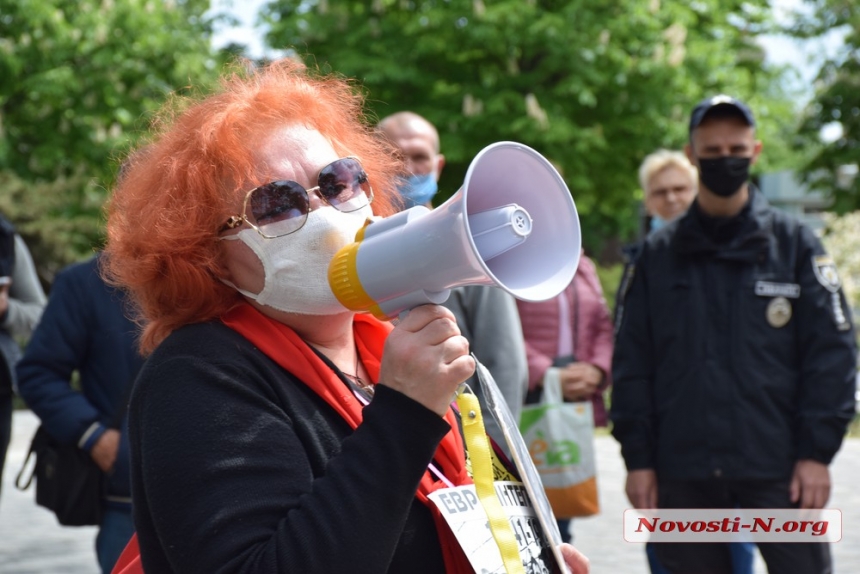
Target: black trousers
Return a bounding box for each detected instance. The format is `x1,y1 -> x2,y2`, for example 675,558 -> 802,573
653,478 -> 832,574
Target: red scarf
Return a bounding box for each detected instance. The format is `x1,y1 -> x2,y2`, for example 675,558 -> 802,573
112,303 -> 475,573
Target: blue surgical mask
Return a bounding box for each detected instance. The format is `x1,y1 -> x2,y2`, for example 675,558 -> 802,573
649,216 -> 666,233
396,173 -> 438,209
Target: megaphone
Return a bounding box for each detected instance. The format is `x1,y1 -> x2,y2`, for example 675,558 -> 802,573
328,141 -> 581,320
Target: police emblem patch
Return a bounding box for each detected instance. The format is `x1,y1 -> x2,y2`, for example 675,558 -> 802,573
766,296 -> 792,328
812,255 -> 842,293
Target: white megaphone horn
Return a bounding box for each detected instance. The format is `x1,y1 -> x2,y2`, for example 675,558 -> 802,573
328,141 -> 581,320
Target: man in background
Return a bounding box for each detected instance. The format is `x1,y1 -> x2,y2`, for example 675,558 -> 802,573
17,253 -> 144,573
377,111 -> 528,451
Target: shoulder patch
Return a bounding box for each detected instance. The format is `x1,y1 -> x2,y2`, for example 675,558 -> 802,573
812,255 -> 842,293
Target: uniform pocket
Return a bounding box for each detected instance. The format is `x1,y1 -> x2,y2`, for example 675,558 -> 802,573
651,279 -> 694,382
735,278 -> 798,381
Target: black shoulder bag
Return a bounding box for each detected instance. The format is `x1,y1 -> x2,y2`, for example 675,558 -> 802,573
15,380 -> 135,526
14,424 -> 104,526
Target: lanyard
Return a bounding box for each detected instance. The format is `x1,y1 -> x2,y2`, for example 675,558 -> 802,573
351,378 -> 524,573
455,390 -> 525,574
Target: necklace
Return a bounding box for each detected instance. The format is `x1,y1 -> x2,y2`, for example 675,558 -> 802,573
344,372 -> 374,395
342,351 -> 374,397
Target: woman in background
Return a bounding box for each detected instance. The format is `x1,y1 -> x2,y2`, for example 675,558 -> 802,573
517,252 -> 614,544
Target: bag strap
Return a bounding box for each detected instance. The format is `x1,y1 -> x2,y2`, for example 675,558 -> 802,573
14,442 -> 36,490
14,426 -> 46,491
14,365 -> 141,493
542,367 -> 564,405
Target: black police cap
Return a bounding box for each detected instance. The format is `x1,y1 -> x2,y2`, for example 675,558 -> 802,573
689,95 -> 755,133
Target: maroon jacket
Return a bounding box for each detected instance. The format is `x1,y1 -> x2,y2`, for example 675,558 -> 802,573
516,254 -> 614,427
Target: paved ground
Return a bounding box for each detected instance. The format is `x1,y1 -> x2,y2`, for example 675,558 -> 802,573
1,409 -> 858,573
1,410 -> 98,573
572,431 -> 860,574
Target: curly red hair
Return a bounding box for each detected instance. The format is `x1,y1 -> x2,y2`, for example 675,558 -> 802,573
103,59 -> 400,354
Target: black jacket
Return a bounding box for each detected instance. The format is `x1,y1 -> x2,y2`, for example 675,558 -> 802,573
611,190 -> 857,481
16,255 -> 144,501
128,322 -> 451,573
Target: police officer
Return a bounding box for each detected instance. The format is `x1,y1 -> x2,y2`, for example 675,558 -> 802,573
611,95 -> 857,574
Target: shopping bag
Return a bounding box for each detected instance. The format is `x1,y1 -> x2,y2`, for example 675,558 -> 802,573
519,367 -> 599,518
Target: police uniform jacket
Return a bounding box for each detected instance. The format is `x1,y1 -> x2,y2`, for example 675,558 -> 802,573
611,189 -> 857,481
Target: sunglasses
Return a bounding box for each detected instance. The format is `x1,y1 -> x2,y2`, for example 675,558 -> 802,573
220,157 -> 373,239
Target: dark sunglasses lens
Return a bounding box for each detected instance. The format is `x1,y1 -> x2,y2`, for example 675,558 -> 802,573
318,158 -> 371,211
248,181 -> 309,237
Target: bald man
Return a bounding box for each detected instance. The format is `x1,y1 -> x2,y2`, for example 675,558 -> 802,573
378,111 -> 528,452
377,111 -> 446,210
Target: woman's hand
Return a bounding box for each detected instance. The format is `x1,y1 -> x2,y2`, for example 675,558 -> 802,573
559,362 -> 603,401
379,304 -> 475,416
560,543 -> 590,573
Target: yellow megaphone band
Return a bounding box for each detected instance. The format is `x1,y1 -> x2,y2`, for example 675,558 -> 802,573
328,235 -> 390,321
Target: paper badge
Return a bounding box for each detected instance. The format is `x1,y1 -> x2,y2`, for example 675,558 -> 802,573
428,482 -> 561,574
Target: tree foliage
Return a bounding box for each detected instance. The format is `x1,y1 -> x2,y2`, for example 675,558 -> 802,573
0,170 -> 100,282
0,0 -> 818,282
788,0 -> 860,213
820,210 -> 860,316
263,0 -> 799,256
0,0 -> 221,283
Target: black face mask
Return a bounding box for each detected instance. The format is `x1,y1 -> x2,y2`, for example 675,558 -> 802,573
697,156 -> 751,197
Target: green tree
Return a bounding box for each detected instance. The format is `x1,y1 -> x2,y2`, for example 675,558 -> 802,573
788,0 -> 860,212
263,0 -> 798,256
0,0 -> 222,282
820,210 -> 860,316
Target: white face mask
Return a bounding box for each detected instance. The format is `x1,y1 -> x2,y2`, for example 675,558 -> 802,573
222,205 -> 371,314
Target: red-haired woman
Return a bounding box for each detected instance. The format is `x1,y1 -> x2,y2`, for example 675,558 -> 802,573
104,60 -> 589,574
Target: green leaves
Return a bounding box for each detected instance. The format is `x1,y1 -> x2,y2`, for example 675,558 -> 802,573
0,0 -> 829,285
780,1 -> 859,211
264,0 -> 795,253
0,0 -> 220,280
